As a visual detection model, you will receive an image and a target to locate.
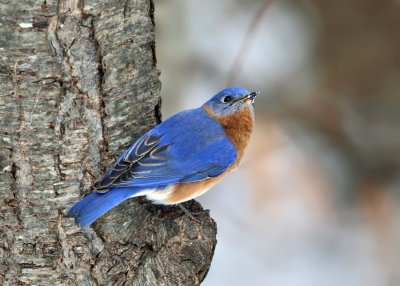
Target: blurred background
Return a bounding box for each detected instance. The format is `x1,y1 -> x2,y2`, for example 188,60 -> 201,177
153,0 -> 400,285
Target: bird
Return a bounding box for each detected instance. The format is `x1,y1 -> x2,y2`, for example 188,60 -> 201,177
67,87 -> 259,227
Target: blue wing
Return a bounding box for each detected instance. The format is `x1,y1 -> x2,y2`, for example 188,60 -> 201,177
95,107 -> 237,191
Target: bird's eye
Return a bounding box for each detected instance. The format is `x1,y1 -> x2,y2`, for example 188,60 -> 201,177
222,95 -> 232,103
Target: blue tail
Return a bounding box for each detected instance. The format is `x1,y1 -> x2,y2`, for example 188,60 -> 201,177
67,187 -> 144,227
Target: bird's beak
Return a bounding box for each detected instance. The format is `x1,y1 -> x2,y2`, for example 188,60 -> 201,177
247,91 -> 260,103
236,91 -> 260,104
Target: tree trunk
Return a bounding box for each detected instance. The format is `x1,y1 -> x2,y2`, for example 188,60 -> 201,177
0,0 -> 217,285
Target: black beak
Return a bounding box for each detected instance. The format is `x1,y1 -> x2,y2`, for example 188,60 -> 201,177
234,91 -> 260,105
248,91 -> 260,103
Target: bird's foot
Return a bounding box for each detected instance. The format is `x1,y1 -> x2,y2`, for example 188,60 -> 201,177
176,201 -> 210,224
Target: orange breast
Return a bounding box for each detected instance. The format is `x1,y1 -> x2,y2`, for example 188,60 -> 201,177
163,105 -> 255,204
204,105 -> 254,168
163,176 -> 224,204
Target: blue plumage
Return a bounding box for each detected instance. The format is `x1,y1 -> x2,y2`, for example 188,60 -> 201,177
99,107 -> 237,188
67,187 -> 144,227
67,87 -> 259,227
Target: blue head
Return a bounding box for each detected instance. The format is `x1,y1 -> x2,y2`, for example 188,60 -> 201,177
204,87 -> 259,117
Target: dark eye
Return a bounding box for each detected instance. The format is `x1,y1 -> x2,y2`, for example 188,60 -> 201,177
222,95 -> 232,103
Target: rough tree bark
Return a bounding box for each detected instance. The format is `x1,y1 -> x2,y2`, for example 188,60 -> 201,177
0,0 -> 217,285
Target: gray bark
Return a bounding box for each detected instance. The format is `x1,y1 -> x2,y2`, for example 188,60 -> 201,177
0,0 -> 217,285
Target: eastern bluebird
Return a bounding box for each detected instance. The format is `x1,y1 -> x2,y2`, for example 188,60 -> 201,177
67,87 -> 259,227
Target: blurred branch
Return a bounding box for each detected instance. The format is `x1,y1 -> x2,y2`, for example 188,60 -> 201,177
227,0 -> 276,86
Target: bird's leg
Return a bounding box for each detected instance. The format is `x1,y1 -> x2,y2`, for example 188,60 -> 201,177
177,200 -> 210,224
187,199 -> 210,216
178,204 -> 201,223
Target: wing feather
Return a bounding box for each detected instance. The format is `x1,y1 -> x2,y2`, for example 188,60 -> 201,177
95,108 -> 237,193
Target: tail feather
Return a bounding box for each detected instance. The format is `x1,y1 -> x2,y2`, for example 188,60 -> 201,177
67,187 -> 143,227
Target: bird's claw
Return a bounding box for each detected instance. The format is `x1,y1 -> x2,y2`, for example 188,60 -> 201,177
176,203 -> 209,225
